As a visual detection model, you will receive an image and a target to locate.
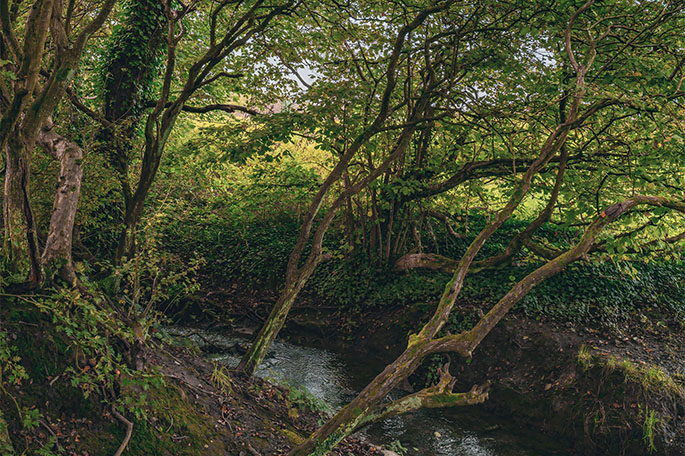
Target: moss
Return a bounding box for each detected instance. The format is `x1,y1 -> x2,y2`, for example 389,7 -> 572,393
580,350 -> 684,399
129,381 -> 225,456
574,347 -> 684,454
280,427 -> 305,444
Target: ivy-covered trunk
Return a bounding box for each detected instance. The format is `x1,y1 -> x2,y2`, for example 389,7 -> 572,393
96,0 -> 166,264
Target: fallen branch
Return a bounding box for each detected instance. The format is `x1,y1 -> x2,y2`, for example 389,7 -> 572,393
393,252 -> 458,273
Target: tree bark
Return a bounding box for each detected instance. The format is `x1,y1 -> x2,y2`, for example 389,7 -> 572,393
237,257 -> 323,374
37,120 -> 83,284
0,0 -> 116,286
3,135 -> 42,286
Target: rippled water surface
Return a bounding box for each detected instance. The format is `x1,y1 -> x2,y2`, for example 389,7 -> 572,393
169,327 -> 569,456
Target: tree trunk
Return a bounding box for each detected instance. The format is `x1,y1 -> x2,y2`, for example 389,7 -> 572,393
37,120 -> 83,284
291,195 -> 685,455
237,257 -> 322,374
238,110 -> 424,376
3,136 -> 41,286
114,138 -> 163,265
394,252 -> 459,273
288,344 -> 430,456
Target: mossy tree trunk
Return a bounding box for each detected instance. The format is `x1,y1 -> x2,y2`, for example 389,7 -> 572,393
289,9 -> 607,450
291,193 -> 684,455
3,137 -> 41,285
0,0 -> 116,286
0,0 -> 55,286
237,0 -> 455,376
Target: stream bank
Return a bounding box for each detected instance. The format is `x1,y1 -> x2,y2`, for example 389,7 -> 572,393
215,292 -> 685,456
0,300 -> 380,456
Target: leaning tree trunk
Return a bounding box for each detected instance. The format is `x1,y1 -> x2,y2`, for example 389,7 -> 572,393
236,20 -> 442,373
290,28 -> 597,450
237,254 -> 324,374
37,120 -> 83,284
289,196 -> 685,456
237,105 -> 425,376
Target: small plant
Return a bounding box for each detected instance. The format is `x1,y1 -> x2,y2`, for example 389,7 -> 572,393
576,344 -> 593,370
642,407 -> 659,453
387,439 -> 409,455
265,374 -> 331,415
21,407 -> 42,430
287,385 -> 331,415
210,364 -> 234,395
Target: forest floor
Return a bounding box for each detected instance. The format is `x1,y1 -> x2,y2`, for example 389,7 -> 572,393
5,279 -> 682,456
144,344 -> 385,456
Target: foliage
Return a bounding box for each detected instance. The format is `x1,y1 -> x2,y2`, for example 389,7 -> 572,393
97,0 -> 166,120
643,407 -> 660,454
1,0 -> 684,453
387,440 -> 409,456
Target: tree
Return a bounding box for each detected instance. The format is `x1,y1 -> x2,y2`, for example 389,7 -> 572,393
112,0 -> 294,264
240,0 -> 684,453
236,0 -> 555,376
0,0 -> 116,285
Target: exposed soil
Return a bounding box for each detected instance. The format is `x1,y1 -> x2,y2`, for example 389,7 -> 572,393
144,343 -> 385,456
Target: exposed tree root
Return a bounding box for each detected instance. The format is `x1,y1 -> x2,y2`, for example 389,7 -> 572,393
111,407 -> 133,456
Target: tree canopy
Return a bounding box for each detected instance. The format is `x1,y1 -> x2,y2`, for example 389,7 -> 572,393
0,0 -> 683,454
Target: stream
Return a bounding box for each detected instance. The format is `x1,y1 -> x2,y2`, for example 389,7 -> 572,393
169,327 -> 570,456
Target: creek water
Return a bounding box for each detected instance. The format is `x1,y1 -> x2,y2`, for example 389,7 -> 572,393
169,327 -> 570,456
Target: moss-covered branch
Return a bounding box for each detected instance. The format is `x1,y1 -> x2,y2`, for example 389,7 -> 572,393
429,195 -> 685,358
